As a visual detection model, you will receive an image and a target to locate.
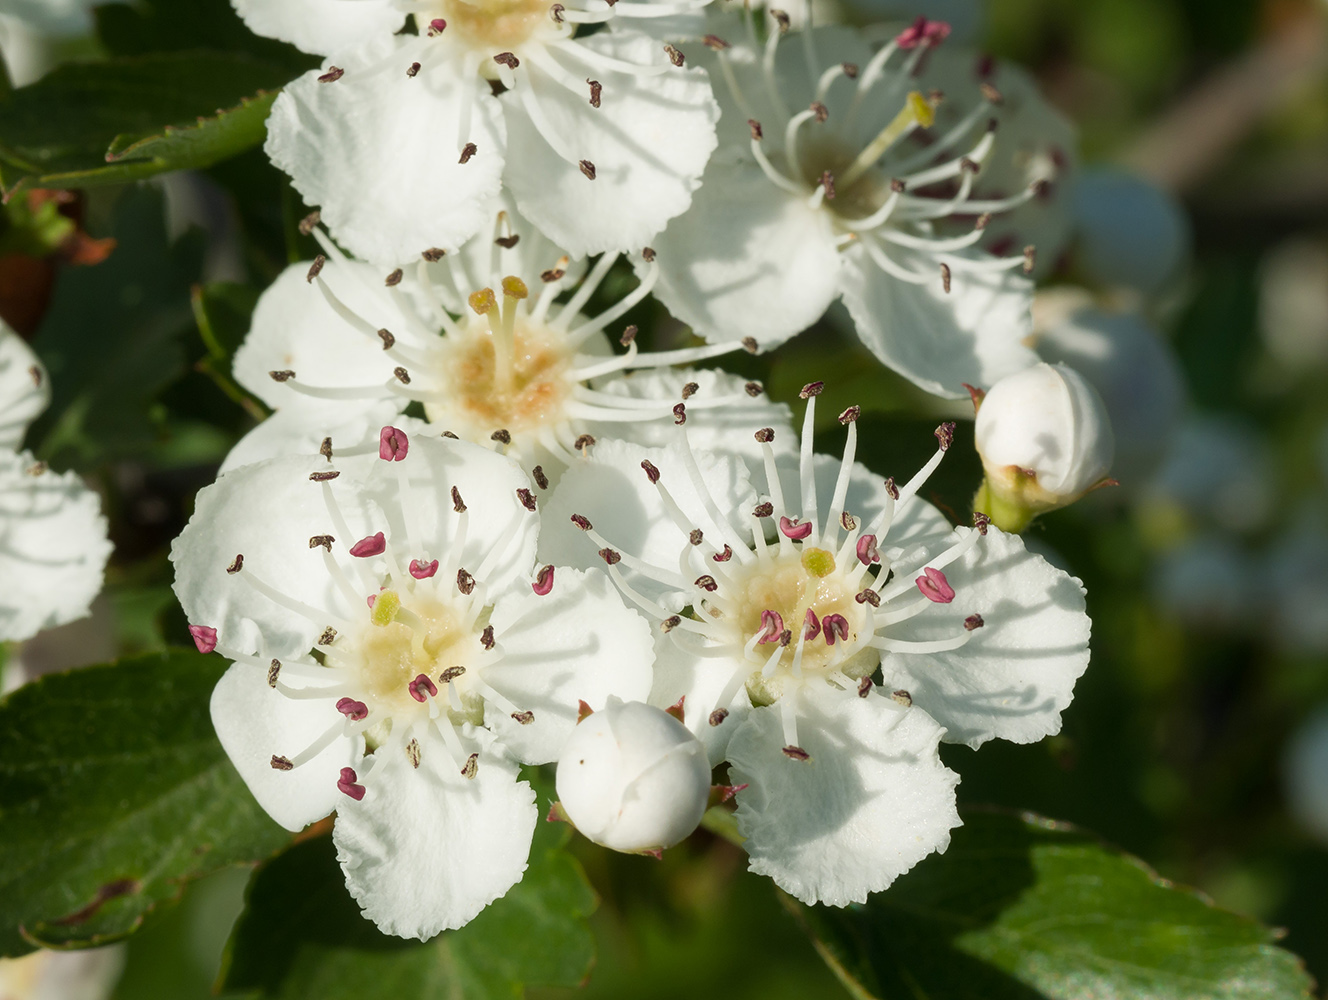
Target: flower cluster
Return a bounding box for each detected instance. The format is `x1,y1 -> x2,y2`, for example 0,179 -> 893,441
166,0 -> 1108,940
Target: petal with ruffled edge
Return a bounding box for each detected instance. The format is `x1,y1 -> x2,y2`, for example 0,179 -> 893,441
646,156 -> 842,350
219,403 -> 409,476
210,661 -> 360,832
370,436 -> 539,596
334,727 -> 537,939
485,566 -> 653,764
839,243 -> 1038,399
649,634 -> 752,766
170,454 -> 384,657
501,31 -> 719,257
266,37 -> 506,266
0,323 -> 49,449
538,437 -> 757,609
879,526 -> 1090,748
0,452 -> 110,642
726,683 -> 960,906
232,0 -> 404,57
231,259 -> 418,422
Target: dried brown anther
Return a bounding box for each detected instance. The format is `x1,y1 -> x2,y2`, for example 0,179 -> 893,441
298,210 -> 321,235
459,143 -> 478,164
306,255 -> 326,282
318,66 -> 344,83
579,159 -> 597,180
226,554 -> 244,574
309,535 -> 334,551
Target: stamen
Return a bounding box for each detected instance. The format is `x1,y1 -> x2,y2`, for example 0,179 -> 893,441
337,766 -> 366,800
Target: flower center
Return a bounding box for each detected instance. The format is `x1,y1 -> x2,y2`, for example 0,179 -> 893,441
352,589 -> 481,717
435,0 -> 553,54
720,547 -> 877,705
426,314 -> 574,438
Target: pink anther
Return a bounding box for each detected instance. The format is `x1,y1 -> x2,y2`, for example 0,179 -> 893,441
757,609 -> 785,644
823,613 -> 849,645
856,534 -> 880,565
409,558 -> 439,579
779,516 -> 813,540
188,624 -> 217,654
916,567 -> 955,603
379,425 -> 409,461
408,673 -> 439,702
532,564 -> 555,596
337,766 -> 366,800
350,532 -> 387,558
336,697 -> 369,721
803,608 -> 821,641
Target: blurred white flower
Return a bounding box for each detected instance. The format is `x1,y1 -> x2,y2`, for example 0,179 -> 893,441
243,0 -> 720,263
1145,415 -> 1275,534
172,430 -> 653,938
1258,238 -> 1328,371
1284,707 -> 1328,846
645,13 -> 1076,397
225,205 -> 790,481
1152,533 -> 1256,629
0,323 -> 111,643
1071,167 -> 1190,295
1032,298 -> 1184,487
541,386 -> 1092,905
1261,510 -> 1328,654
556,698 -> 710,853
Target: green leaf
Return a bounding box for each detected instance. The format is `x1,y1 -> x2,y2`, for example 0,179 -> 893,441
29,185 -> 203,470
0,649 -> 290,955
222,804 -> 597,999
788,810 -> 1314,1000
0,52 -> 292,196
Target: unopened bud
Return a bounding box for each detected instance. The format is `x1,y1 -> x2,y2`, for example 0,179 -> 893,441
555,698 -> 710,855
973,362 -> 1115,531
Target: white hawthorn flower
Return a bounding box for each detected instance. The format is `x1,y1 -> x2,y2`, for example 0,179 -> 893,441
540,384 -> 1091,905
556,697 -> 710,853
226,205 -> 791,481
0,324 -> 111,643
243,0 -> 720,264
974,361 -> 1114,528
1284,706 -> 1328,846
171,429 -> 654,938
643,13 -> 1076,397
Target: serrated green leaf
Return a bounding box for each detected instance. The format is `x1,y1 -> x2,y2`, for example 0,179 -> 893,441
0,649 -> 291,956
222,802 -> 597,999
788,810 -> 1314,1000
0,52 -> 291,196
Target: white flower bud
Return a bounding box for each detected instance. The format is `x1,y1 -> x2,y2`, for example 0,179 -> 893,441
555,699 -> 711,855
974,362 -> 1114,529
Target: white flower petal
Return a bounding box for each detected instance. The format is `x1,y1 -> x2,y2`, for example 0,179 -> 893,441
334,729 -> 537,938
840,244 -> 1038,398
726,683 -> 960,906
170,454 -> 382,657
593,367 -> 796,479
231,260 -> 416,422
649,633 -> 752,766
231,0 -> 404,56
218,403 -> 407,475
538,437 -> 757,608
0,323 -> 48,449
372,435 -> 539,595
501,31 -> 719,256
880,527 -> 1090,748
266,39 -> 507,265
646,156 -> 841,348
0,452 -> 110,642
210,661 -> 358,832
485,567 -> 654,765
